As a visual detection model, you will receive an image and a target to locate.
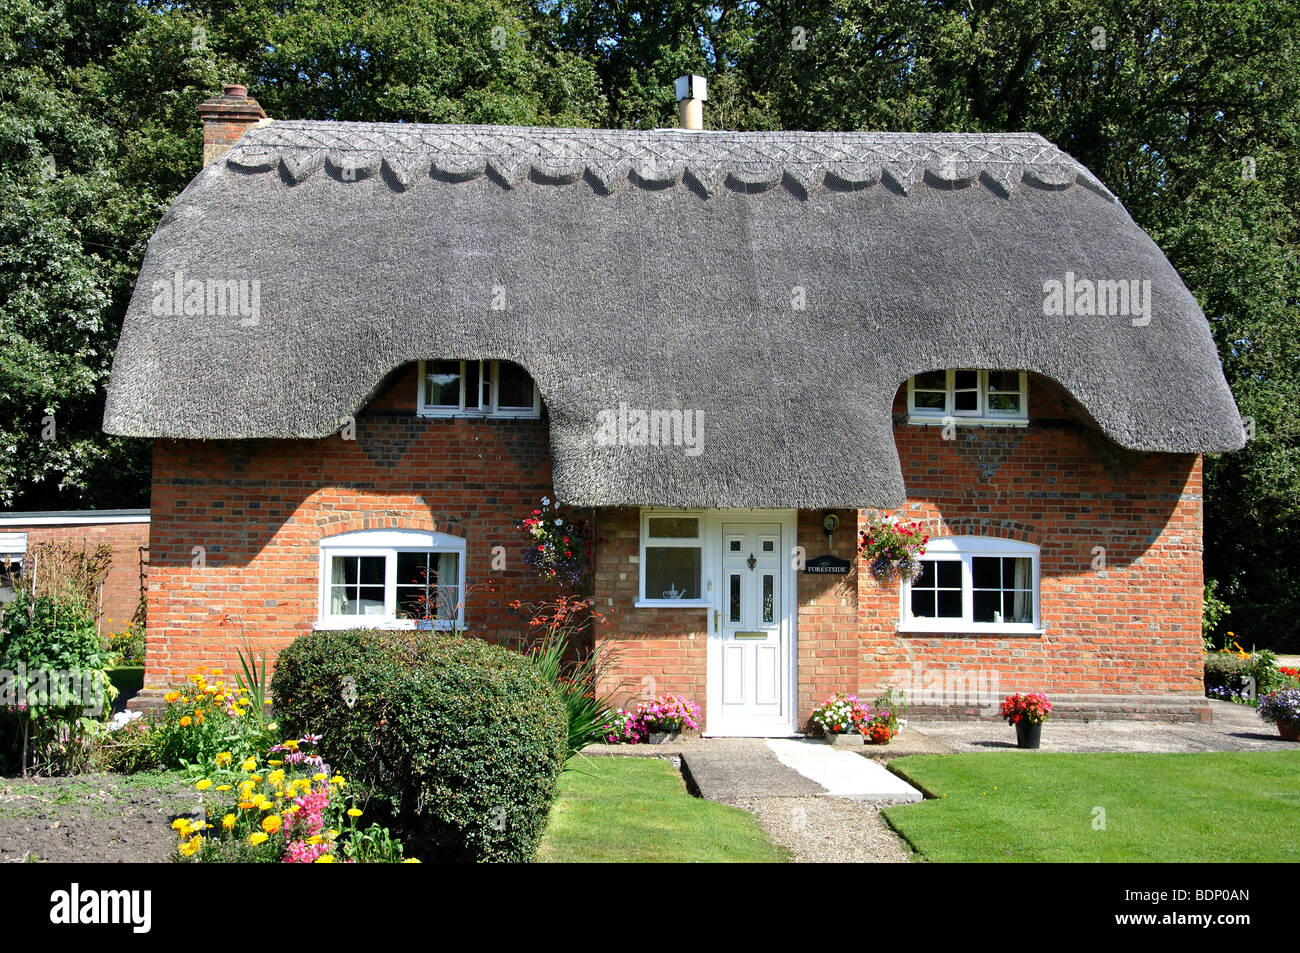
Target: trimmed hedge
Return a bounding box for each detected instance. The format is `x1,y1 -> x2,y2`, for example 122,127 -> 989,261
271,629 -> 567,862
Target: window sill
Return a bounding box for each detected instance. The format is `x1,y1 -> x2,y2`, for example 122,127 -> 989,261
896,624 -> 1044,637
906,416 -> 1028,428
313,619 -> 459,631
634,599 -> 710,609
416,410 -> 541,420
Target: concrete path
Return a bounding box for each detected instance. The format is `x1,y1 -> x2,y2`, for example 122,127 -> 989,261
676,739 -> 916,863
765,739 -> 923,802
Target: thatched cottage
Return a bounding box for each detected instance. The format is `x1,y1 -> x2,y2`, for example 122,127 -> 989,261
104,82 -> 1243,732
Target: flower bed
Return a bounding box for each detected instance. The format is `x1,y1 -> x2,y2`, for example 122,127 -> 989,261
172,735 -> 415,863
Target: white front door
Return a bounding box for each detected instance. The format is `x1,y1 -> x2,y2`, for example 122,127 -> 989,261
711,521 -> 794,735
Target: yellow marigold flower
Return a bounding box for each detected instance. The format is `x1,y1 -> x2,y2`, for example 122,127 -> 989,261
238,780 -> 255,796
222,814 -> 236,831
402,858 -> 421,863
164,691 -> 181,703
312,773 -> 327,782
241,757 -> 257,772
306,835 -> 324,846
346,808 -> 362,818
251,774 -> 264,782
262,815 -> 282,834
248,832 -> 269,846
171,818 -> 191,833
216,785 -> 231,792
264,699 -> 273,705
268,759 -> 283,767
313,854 -> 335,863
216,751 -> 232,767
325,829 -> 339,841
211,669 -> 223,676
179,716 -> 192,727
195,779 -> 213,791
283,740 -> 299,751
194,712 -> 205,724
179,837 -> 203,858
329,775 -> 345,787
238,801 -> 257,811
268,769 -> 285,786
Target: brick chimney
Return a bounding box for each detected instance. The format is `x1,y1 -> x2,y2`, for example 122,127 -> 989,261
198,84 -> 270,166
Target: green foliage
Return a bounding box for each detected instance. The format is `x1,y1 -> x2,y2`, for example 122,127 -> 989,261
149,671 -> 276,770
90,718 -> 159,774
1202,579 -> 1231,651
1203,648 -> 1283,699
0,590 -> 114,773
271,628 -> 568,862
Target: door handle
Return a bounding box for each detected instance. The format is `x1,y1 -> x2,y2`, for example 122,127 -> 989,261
714,609 -> 720,630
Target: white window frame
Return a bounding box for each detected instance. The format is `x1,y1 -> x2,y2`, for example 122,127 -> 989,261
416,360 -> 541,418
906,369 -> 1028,426
637,509 -> 710,608
898,536 -> 1042,634
317,529 -> 467,630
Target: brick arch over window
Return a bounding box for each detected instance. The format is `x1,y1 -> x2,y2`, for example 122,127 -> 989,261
910,516 -> 1037,544
310,511 -> 470,541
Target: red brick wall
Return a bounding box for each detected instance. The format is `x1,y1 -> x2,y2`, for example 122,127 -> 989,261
16,521 -> 148,633
590,376 -> 1203,729
859,377 -> 1204,707
143,365 -> 561,695
144,369 -> 1205,727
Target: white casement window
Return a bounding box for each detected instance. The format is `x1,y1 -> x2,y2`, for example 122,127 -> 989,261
417,360 -> 541,418
899,536 -> 1041,633
907,369 -> 1028,424
317,530 -> 466,630
0,532 -> 25,605
638,511 -> 708,607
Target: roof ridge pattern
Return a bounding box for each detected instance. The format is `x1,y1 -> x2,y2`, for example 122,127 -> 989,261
224,120 -> 1115,199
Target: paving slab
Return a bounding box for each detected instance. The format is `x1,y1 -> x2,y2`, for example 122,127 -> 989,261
765,739 -> 924,802
679,738 -> 824,799
905,700 -> 1298,754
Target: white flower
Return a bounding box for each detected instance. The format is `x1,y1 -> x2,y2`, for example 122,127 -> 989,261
554,519 -> 563,526
540,496 -> 551,506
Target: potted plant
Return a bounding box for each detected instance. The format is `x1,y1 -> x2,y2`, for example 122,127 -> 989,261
1258,688 -> 1300,741
999,692 -> 1052,749
637,694 -> 701,743
811,692 -> 867,744
520,496 -> 591,587
857,513 -> 929,584
856,688 -> 907,744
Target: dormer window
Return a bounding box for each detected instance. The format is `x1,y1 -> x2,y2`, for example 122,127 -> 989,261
417,360 -> 541,418
907,370 -> 1027,425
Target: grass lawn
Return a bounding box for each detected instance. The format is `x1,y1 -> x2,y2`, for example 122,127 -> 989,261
883,751 -> 1300,862
537,757 -> 787,863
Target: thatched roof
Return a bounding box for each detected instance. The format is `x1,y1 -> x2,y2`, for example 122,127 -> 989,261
103,120 -> 1243,508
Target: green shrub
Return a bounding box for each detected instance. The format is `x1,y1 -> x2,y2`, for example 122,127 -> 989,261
1204,649 -> 1284,699
271,629 -> 567,862
0,591 -> 114,774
